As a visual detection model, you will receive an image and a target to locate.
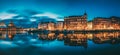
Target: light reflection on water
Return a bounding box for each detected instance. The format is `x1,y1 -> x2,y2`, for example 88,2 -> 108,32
0,31 -> 120,55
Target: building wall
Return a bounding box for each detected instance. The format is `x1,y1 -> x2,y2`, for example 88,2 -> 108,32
38,22 -> 55,30
64,13 -> 87,30
110,17 -> 120,29
48,22 -> 55,30
93,18 -> 111,30
56,21 -> 64,31
93,17 -> 120,30
87,21 -> 93,30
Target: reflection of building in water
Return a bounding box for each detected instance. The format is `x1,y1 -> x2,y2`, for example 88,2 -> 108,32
0,33 -> 6,39
7,31 -> 16,39
64,33 -> 87,48
86,33 -> 93,40
55,21 -> 64,31
93,32 -> 120,44
38,33 -> 56,40
93,17 -> 120,30
48,33 -> 55,39
64,12 -> 87,30
0,31 -> 16,40
57,33 -> 64,40
38,22 -> 55,30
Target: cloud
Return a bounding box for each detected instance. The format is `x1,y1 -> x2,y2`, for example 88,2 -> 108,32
30,18 -> 37,22
7,9 -> 41,16
23,9 -> 41,15
0,9 -> 64,28
32,12 -> 63,21
0,12 -> 18,20
32,12 -> 59,18
3,9 -> 64,21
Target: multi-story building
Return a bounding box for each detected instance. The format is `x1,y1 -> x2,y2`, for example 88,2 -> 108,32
110,16 -> 120,29
38,22 -> 55,30
48,22 -> 55,31
87,21 -> 93,30
64,13 -> 87,30
55,21 -> 64,31
93,17 -> 111,30
93,16 -> 120,30
38,22 -> 48,30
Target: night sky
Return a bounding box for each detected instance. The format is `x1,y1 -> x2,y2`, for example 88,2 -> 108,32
0,0 -> 120,21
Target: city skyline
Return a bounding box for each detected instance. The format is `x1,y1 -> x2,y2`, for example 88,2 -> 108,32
0,0 -> 120,55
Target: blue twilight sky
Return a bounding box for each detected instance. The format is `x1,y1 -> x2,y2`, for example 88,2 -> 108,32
0,0 -> 120,21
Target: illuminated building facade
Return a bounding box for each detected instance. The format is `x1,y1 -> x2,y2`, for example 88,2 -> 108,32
93,17 -> 111,30
110,16 -> 120,30
48,22 -> 55,31
38,22 -> 48,30
93,17 -> 120,30
38,22 -> 55,30
55,21 -> 64,31
64,13 -> 87,30
87,21 -> 93,30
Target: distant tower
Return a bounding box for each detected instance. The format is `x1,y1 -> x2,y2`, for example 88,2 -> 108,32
83,11 -> 87,30
84,11 -> 87,18
84,11 -> 87,22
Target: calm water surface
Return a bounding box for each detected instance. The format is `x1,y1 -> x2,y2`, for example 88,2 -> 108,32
0,31 -> 120,55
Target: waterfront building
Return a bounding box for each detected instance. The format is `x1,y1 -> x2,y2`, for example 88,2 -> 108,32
38,22 -> 48,30
93,16 -> 120,30
93,17 -> 110,30
47,22 -> 55,31
64,12 -> 87,30
38,22 -> 55,30
55,21 -> 64,31
87,21 -> 93,30
110,16 -> 120,30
